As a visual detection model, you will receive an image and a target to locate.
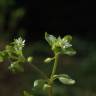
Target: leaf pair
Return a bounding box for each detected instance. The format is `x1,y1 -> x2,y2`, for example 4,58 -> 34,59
53,74 -> 75,85
33,79 -> 51,92
33,74 -> 75,93
45,32 -> 76,55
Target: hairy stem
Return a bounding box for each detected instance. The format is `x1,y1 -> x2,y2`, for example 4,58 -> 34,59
48,53 -> 59,96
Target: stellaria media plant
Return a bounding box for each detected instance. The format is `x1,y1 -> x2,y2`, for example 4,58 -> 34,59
0,32 -> 76,96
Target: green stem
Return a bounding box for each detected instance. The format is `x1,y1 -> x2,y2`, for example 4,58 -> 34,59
48,53 -> 59,96
50,54 -> 59,80
48,85 -> 53,96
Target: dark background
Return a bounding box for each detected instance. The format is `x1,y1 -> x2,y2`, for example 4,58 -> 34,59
0,0 -> 96,96
15,0 -> 96,42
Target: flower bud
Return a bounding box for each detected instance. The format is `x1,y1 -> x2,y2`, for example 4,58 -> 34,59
27,57 -> 33,63
44,58 -> 52,63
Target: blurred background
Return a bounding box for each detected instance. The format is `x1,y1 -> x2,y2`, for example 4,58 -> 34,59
0,0 -> 96,96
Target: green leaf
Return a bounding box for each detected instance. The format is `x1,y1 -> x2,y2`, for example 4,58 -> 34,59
45,32 -> 56,46
53,74 -> 69,80
43,84 -> 51,92
53,74 -> 75,85
0,51 -> 8,62
62,47 -> 76,56
59,77 -> 75,85
5,45 -> 14,56
8,62 -> 24,73
63,35 -> 72,42
34,79 -> 46,89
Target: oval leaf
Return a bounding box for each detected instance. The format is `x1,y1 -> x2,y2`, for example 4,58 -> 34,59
34,79 -> 46,89
63,35 -> 72,42
45,32 -> 56,46
62,47 -> 76,56
58,77 -> 75,85
53,74 -> 75,85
